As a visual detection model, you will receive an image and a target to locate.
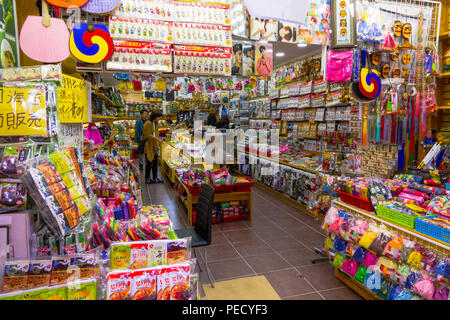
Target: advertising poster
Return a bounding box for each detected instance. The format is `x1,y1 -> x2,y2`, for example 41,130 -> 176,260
250,17 -> 278,41
232,42 -> 243,75
255,43 -> 273,77
231,0 -> 250,38
242,42 -> 255,77
298,0 -> 331,45
278,21 -> 300,44
0,0 -> 19,68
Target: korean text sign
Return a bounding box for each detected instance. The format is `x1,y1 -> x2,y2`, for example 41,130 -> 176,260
0,87 -> 47,136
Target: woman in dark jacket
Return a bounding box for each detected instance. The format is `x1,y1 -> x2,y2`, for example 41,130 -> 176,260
206,112 -> 217,127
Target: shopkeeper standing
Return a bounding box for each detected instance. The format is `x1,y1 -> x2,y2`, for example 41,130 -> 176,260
135,109 -> 148,170
143,110 -> 163,184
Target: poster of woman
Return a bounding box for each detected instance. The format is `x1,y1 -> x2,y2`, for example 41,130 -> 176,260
232,42 -> 243,75
250,17 -> 278,41
255,43 -> 273,77
298,0 -> 330,45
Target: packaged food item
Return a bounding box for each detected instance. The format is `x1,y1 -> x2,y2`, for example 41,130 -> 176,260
0,290 -> 22,300
0,179 -> 27,209
167,238 -> 191,264
70,253 -> 97,281
0,146 -> 30,177
47,284 -> 68,300
157,266 -> 172,300
15,287 -> 48,300
148,240 -> 168,266
170,262 -> 193,300
49,257 -> 70,286
1,261 -> 30,292
67,279 -> 97,300
106,271 -> 132,300
110,243 -> 131,271
131,268 -> 158,300
129,242 -> 149,270
27,260 -> 52,289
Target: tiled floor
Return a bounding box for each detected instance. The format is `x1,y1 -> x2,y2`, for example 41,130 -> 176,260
143,175 -> 362,300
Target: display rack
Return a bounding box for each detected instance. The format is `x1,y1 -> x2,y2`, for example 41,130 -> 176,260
331,199 -> 450,300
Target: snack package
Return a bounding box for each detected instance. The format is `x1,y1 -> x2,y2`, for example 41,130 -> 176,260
110,242 -> 131,271
131,268 -> 158,300
170,262 -> 194,300
129,242 -> 149,270
0,179 -> 27,209
167,238 -> 191,264
157,266 -> 172,300
106,271 -> 132,300
148,240 -> 168,266
15,287 -> 48,300
47,284 -> 68,300
70,253 -> 97,281
0,145 -> 30,178
67,279 -> 97,300
1,261 -> 30,292
49,257 -> 71,286
368,233 -> 392,255
27,260 -> 52,289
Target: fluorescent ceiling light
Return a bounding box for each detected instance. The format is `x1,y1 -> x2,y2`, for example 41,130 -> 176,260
297,43 -> 307,47
259,40 -> 269,44
276,52 -> 285,57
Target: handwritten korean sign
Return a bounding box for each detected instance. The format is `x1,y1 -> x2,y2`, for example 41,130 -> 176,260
0,87 -> 47,136
58,75 -> 89,123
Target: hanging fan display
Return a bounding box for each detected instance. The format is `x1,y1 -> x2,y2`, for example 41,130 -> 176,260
69,22 -> 114,64
81,0 -> 122,15
46,0 -> 88,9
352,49 -> 381,102
19,0 -> 70,63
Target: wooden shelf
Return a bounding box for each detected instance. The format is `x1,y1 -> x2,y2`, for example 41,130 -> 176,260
440,31 -> 450,40
438,72 -> 450,78
92,115 -> 139,121
93,92 -> 125,108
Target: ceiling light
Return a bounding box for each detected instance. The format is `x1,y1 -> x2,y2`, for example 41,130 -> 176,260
276,52 -> 285,57
297,43 -> 307,47
260,40 -> 268,44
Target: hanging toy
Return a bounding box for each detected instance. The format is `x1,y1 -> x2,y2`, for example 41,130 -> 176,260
426,85 -> 437,113
380,32 -> 396,51
397,23 -> 416,50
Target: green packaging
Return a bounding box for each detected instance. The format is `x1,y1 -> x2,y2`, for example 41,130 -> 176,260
110,243 -> 131,270
67,280 -> 97,300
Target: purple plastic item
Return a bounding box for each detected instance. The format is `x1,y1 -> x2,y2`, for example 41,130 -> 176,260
81,0 -> 121,14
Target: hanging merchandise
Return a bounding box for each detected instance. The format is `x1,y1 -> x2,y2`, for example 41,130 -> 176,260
46,0 -> 88,8
19,1 -> 70,63
69,23 -> 114,64
356,1 -> 383,43
173,45 -> 231,76
81,0 -> 122,15
352,49 -> 381,101
107,41 -> 172,72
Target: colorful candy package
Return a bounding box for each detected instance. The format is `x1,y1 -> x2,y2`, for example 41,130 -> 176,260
106,271 -> 132,300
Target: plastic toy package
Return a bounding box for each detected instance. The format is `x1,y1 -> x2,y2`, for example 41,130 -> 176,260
322,205 -> 450,300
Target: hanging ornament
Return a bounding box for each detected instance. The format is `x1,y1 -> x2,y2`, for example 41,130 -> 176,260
19,0 -> 70,63
81,0 -> 122,15
69,22 -> 114,64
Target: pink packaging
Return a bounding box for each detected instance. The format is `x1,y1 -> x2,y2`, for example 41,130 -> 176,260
326,50 -> 353,83
398,193 -> 425,203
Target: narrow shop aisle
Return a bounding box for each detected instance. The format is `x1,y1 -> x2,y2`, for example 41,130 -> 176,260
144,176 -> 362,300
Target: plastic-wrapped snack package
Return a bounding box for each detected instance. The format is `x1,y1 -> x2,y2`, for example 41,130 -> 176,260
167,238 -> 192,264
148,240 -> 168,266
377,256 -> 398,279
412,277 -> 435,300
0,179 -> 27,209
0,145 -> 31,178
420,248 -> 438,271
157,266 -> 172,300
378,279 -> 394,300
131,268 -> 158,300
341,259 -> 360,278
405,269 -> 423,289
27,260 -> 52,289
106,270 -> 132,300
323,206 -> 339,230
358,231 -> 377,250
0,290 -> 23,300
129,242 -> 149,270
70,253 -> 97,281
364,266 -> 382,293
47,283 -> 68,300
353,265 -> 368,284
169,260 -> 196,300
394,263 -> 410,285
433,285 -> 449,300
49,150 -> 76,175
1,260 -> 30,292
383,235 -> 403,261
49,257 -> 71,286
432,258 -> 450,281
332,253 -> 347,269
333,237 -> 348,254
400,239 -> 416,263
15,287 -> 48,300
67,279 -> 97,300
110,242 -> 132,271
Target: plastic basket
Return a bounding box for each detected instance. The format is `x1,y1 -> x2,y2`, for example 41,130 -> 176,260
338,191 -> 374,212
233,177 -> 255,192
213,184 -> 234,193
186,184 -> 202,196
415,215 -> 450,244
376,205 -> 416,229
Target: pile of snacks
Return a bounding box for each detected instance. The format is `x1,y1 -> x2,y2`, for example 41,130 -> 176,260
322,206 -> 450,300
0,252 -> 100,300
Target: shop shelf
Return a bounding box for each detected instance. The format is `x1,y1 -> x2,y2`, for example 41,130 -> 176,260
415,215 -> 450,244
338,190 -> 374,212
376,205 -> 416,229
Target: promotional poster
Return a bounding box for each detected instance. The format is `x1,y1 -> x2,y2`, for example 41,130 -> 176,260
250,17 -> 279,41
255,43 -> 273,77
242,42 -> 255,76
